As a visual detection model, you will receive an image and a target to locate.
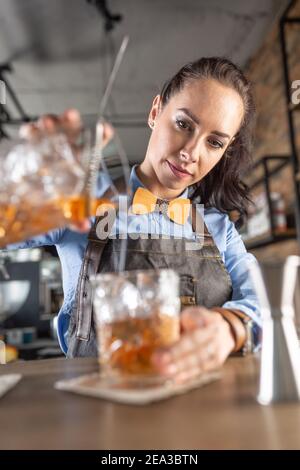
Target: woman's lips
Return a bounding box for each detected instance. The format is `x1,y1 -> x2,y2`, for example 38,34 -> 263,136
166,160 -> 192,179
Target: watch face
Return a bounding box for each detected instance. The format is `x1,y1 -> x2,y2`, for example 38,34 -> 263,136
243,320 -> 254,355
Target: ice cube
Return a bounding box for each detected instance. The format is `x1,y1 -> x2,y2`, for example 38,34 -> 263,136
3,134 -> 85,200
118,280 -> 141,314
158,270 -> 179,303
51,161 -> 85,196
93,301 -> 112,324
4,143 -> 42,183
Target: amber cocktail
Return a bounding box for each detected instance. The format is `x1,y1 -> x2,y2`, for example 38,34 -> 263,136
0,134 -> 116,247
92,269 -> 180,385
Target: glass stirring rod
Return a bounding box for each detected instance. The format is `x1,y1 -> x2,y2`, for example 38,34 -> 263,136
89,35 -> 131,272
88,35 -> 130,201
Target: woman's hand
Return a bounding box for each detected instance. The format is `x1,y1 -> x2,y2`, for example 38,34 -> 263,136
19,109 -> 114,233
20,109 -> 114,149
152,306 -> 235,384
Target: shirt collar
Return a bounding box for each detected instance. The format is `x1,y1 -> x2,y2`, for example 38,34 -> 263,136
129,164 -> 189,200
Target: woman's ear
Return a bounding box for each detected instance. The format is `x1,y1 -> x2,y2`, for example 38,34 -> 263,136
148,95 -> 162,129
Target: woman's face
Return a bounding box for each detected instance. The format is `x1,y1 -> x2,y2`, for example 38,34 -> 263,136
143,78 -> 244,198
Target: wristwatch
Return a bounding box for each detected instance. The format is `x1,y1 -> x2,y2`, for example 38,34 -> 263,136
227,309 -> 255,356
240,316 -> 255,356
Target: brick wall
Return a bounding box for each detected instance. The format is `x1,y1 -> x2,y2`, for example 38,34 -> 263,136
244,0 -> 300,261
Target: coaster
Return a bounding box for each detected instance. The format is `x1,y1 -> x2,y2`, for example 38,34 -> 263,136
55,371 -> 221,405
0,374 -> 22,399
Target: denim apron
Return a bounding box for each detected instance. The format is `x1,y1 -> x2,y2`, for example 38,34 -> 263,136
67,203 -> 233,358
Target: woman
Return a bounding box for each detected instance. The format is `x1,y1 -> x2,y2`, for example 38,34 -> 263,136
8,57 -> 261,383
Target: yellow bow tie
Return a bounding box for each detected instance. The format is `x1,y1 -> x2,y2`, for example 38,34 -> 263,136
131,187 -> 190,225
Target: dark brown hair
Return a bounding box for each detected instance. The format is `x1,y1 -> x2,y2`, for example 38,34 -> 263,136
160,57 -> 255,226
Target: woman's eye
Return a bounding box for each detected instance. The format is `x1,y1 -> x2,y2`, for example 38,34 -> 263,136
175,118 -> 192,131
208,139 -> 224,149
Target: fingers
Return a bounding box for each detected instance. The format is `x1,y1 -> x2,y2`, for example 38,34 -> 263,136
95,121 -> 115,149
19,109 -> 115,152
19,122 -> 42,142
61,109 -> 82,131
152,336 -> 219,385
19,116 -> 57,141
152,308 -> 233,384
38,114 -> 61,134
69,218 -> 91,233
174,353 -> 218,385
154,324 -> 217,365
19,108 -> 83,144
152,323 -> 218,376
60,109 -> 83,144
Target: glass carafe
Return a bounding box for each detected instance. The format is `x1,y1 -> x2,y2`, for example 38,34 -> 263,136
0,124 -> 127,248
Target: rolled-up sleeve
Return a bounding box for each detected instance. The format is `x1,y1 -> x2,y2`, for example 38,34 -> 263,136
3,228 -> 64,251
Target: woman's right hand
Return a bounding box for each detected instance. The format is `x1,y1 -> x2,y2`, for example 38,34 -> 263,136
19,109 -> 114,233
152,306 -> 235,384
20,109 -> 114,149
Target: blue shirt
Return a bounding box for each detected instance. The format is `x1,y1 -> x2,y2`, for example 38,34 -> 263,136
6,166 -> 261,353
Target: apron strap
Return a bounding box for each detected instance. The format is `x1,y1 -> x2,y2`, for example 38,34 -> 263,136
74,175 -> 125,340
191,203 -> 214,246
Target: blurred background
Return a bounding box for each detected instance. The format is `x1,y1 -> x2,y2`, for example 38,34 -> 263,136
0,0 -> 299,360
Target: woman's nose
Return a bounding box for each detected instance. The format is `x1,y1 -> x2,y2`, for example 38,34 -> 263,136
180,137 -> 202,163
179,150 -> 195,163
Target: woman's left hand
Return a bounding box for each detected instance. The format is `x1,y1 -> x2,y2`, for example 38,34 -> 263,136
152,306 -> 235,384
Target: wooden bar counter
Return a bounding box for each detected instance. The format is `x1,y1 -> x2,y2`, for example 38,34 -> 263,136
1,355 -> 300,450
